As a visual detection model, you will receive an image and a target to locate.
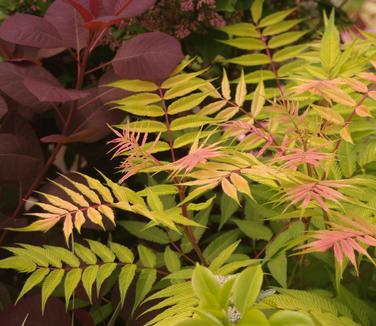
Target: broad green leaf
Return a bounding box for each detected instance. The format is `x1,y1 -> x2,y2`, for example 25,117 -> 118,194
233,265 -> 263,315
234,220 -> 272,241
227,54 -> 269,66
268,254 -> 287,288
108,79 -> 158,92
82,265 -> 99,303
312,105 -> 344,125
273,44 -> 307,62
114,93 -> 161,106
269,311 -> 314,326
320,10 -> 340,71
64,268 -> 82,308
219,23 -> 259,37
192,265 -> 220,306
259,8 -> 296,27
251,0 -> 264,23
209,241 -> 240,271
237,309 -> 270,326
87,240 -> 115,263
203,230 -> 242,262
119,264 -> 137,307
263,19 -> 302,36
17,268 -> 49,303
0,256 -> 36,273
125,120 -> 167,133
164,247 -> 181,272
170,115 -> 215,131
109,242 -> 134,263
235,70 -> 247,106
96,263 -> 117,293
221,69 -> 231,100
74,243 -> 97,265
251,79 -> 265,118
138,245 -> 156,268
133,269 -> 157,312
219,37 -> 265,50
119,221 -> 170,244
268,31 -> 307,49
168,92 -> 208,115
116,105 -> 164,117
41,269 -> 65,313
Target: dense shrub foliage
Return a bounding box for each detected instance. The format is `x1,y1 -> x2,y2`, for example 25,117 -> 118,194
0,0 -> 375,325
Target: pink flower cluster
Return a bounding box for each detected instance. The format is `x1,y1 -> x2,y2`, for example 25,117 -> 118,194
132,0 -> 227,39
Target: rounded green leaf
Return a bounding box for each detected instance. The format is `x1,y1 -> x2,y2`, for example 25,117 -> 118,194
269,310 -> 315,326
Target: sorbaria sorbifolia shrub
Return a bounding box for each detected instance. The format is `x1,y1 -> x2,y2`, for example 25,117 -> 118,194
1,0 -> 376,325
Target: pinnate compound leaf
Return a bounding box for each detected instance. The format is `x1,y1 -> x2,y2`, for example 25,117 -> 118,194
0,14 -> 62,49
41,269 -> 65,313
82,265 -> 99,303
17,268 -> 49,303
119,264 -> 137,307
233,265 -> 263,315
64,268 -> 82,308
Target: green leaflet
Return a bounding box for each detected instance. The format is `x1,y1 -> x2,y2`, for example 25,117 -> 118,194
168,92 -> 209,115
74,243 -> 97,264
273,44 -> 308,62
268,254 -> 287,288
138,245 -> 156,268
124,120 -> 167,133
191,265 -> 220,306
17,268 -> 49,303
233,265 -> 263,315
113,93 -> 161,106
109,242 -> 134,264
133,268 -> 157,313
320,11 -> 340,71
164,78 -> 211,100
234,219 -> 272,241
119,264 -> 137,307
259,8 -> 296,27
108,79 -> 158,92
209,240 -> 240,271
268,31 -> 307,49
227,53 -> 270,66
64,268 -> 82,308
263,19 -> 303,36
219,23 -> 259,37
164,247 -> 181,273
41,269 -> 65,313
87,240 -> 116,263
116,105 -> 164,117
219,37 -> 265,50
82,265 -> 99,303
251,0 -> 264,23
203,230 -> 242,262
170,115 -> 216,131
96,263 -> 117,294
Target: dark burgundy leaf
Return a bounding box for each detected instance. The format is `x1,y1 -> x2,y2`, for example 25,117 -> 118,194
103,0 -> 156,18
0,62 -> 59,112
112,32 -> 184,83
45,0 -> 90,49
43,88 -> 123,143
0,39 -> 15,59
66,0 -> 94,22
0,14 -> 62,49
0,134 -> 43,186
83,16 -> 123,29
0,95 -> 7,119
0,294 -> 71,326
24,77 -> 89,103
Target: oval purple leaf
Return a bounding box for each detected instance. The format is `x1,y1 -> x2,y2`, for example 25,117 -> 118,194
0,13 -> 62,49
44,0 -> 90,49
103,0 -> 156,18
112,32 -> 184,83
24,77 -> 89,103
